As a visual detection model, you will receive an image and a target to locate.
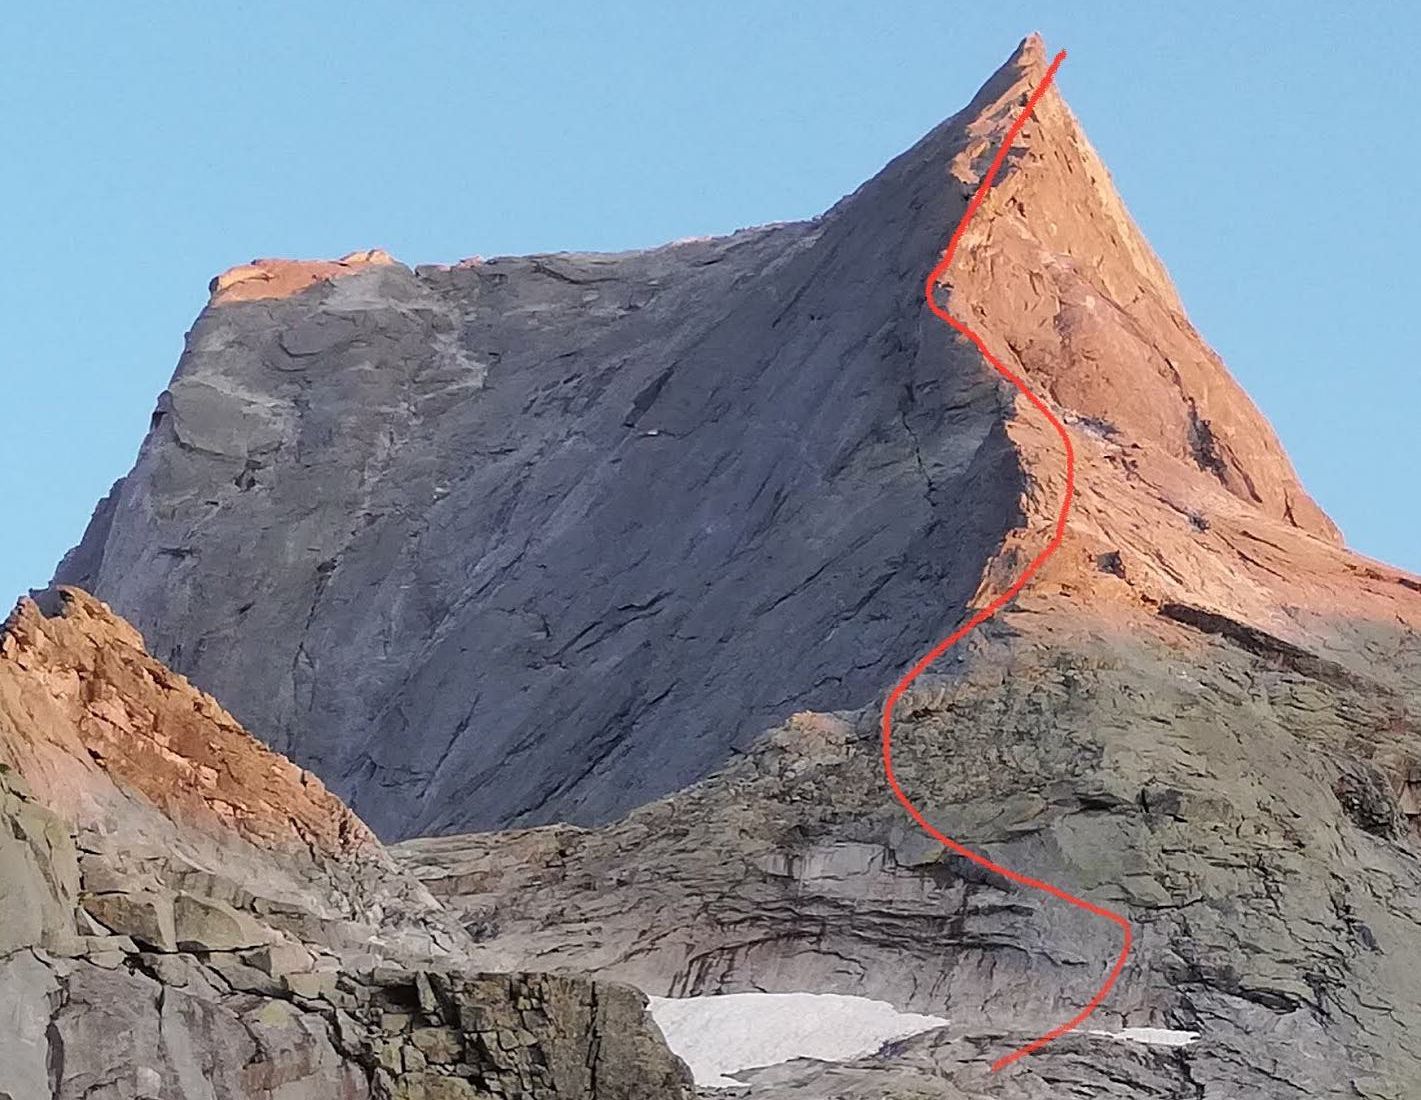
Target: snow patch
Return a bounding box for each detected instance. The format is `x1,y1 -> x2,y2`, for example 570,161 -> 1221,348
1092,1026 -> 1200,1047
647,992 -> 948,1089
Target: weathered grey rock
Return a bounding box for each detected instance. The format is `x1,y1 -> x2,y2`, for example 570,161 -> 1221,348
10,949 -> 693,1100
247,940 -> 316,979
173,890 -> 270,951
83,889 -> 178,952
0,770 -> 80,956
0,823 -> 56,955
396,608 -> 1421,1097
0,951 -> 59,1100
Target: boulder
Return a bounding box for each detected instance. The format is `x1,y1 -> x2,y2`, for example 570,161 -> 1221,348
173,891 -> 269,952
83,889 -> 177,953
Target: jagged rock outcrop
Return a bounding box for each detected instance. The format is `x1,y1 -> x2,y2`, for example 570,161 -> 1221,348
0,589 -> 692,1099
209,249 -> 399,304
0,587 -> 456,965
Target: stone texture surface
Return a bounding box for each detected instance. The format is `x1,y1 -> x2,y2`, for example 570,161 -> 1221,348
209,248 -> 398,304
0,586 -> 459,965
0,591 -> 693,1100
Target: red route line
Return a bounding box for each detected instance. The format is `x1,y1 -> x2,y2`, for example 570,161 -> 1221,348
879,48 -> 1133,1073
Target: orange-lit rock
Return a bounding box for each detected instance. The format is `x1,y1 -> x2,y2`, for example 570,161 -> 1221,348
0,586 -> 378,856
208,247 -> 397,304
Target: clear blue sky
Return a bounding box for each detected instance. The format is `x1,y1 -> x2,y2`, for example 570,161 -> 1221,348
3,4 -> 1417,604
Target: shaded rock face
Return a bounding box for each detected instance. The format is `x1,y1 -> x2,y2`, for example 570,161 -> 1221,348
58,221 -> 1020,840
0,591 -> 692,1100
55,38 -> 1333,841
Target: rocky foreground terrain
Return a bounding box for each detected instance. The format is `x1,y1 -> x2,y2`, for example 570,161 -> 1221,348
5,31 -> 1418,1099
0,588 -> 692,1098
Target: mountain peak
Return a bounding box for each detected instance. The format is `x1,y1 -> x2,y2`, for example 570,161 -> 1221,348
943,31 -> 1053,141
55,38 -> 1356,840
20,37 -> 1421,1100
1008,31 -> 1050,77
921,38 -> 1341,543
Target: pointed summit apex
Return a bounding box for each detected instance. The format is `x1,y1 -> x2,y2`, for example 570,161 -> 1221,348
997,31 -> 1051,88
832,35 -> 1336,544
1011,31 -> 1049,71
926,40 -> 1341,544
952,32 -> 1056,131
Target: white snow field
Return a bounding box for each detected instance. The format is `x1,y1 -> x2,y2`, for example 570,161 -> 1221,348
1092,1027 -> 1200,1047
647,992 -> 949,1089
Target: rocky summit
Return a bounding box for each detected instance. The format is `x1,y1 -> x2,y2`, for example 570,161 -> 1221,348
8,31 -> 1419,1099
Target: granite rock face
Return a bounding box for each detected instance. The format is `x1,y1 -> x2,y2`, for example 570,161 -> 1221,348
38,31 -> 1421,1098
0,589 -> 693,1100
55,37 -> 1334,840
